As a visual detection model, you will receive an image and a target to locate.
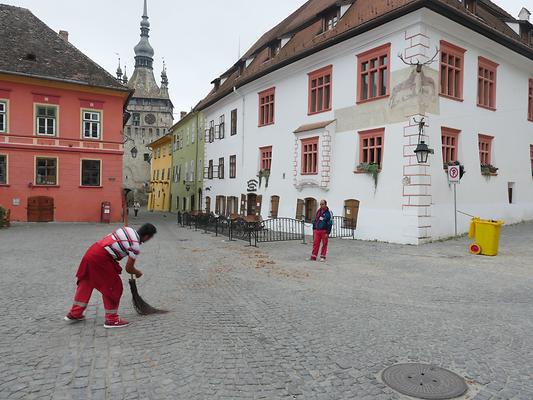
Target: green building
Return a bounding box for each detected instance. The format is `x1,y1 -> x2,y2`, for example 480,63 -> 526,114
170,111 -> 204,213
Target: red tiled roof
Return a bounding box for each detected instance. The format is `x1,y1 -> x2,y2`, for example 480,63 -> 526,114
196,0 -> 533,111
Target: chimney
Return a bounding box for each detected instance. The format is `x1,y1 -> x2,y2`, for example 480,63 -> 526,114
518,7 -> 531,21
180,111 -> 188,120
59,30 -> 69,42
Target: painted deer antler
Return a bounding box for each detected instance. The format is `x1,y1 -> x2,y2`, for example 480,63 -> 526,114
398,46 -> 440,72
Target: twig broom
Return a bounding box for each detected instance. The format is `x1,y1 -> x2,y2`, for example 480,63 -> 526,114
128,274 -> 167,315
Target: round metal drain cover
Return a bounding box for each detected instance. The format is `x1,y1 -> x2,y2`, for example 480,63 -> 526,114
382,363 -> 467,399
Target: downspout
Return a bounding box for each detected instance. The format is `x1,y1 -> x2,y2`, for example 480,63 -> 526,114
194,112 -> 200,212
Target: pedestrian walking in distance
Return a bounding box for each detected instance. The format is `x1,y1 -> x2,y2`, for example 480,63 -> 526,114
64,223 -> 157,328
133,201 -> 140,217
310,200 -> 333,262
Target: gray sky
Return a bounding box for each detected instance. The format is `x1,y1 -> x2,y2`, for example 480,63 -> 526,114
1,0 -> 527,115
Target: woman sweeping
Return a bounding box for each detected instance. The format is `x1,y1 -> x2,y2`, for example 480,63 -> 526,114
64,223 -> 157,328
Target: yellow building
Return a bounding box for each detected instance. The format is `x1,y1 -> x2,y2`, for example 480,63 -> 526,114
147,134 -> 172,212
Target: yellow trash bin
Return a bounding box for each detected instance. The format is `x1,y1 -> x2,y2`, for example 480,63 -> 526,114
468,217 -> 504,256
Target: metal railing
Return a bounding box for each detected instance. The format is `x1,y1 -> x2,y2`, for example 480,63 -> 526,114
253,217 -> 305,244
329,216 -> 357,239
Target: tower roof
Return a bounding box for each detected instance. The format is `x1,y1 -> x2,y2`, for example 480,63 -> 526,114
134,0 -> 155,66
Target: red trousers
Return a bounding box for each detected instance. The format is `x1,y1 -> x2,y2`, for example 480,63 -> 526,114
69,243 -> 123,322
311,230 -> 329,260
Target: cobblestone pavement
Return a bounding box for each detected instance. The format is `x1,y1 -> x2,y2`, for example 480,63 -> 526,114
1,212 -> 532,400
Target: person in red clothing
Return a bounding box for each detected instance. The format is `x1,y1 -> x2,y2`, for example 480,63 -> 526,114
64,223 -> 157,329
310,200 -> 332,262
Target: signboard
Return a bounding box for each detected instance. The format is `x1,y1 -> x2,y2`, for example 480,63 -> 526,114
246,179 -> 258,192
448,165 -> 460,183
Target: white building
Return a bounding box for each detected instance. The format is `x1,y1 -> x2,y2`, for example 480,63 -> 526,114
197,0 -> 533,245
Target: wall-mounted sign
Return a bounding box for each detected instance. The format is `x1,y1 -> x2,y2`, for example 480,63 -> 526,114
247,179 -> 258,192
12,198 -> 20,206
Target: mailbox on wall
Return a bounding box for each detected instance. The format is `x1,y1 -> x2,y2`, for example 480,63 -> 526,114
101,202 -> 111,224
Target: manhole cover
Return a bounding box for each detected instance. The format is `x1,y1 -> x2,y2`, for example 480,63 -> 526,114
382,363 -> 467,399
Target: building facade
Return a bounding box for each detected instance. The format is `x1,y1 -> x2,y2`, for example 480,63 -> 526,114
0,5 -> 131,223
147,134 -> 172,211
198,0 -> 533,244
121,0 -> 174,205
169,111 -> 205,213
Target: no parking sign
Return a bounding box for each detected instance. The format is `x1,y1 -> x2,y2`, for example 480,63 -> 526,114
448,165 -> 460,183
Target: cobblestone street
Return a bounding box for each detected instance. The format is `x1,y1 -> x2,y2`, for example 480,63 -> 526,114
1,212 -> 532,400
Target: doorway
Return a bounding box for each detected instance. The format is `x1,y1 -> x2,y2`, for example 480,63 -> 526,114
27,196 -> 54,222
343,199 -> 360,228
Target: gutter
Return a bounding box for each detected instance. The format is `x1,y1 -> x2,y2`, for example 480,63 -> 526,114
196,0 -> 533,111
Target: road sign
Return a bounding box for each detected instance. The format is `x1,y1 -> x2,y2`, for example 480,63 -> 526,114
448,165 -> 460,183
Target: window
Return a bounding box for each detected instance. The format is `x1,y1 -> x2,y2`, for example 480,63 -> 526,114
0,101 -> 7,133
304,198 -> 317,223
35,157 -> 57,185
0,155 -> 6,184
301,137 -> 319,175
439,41 -> 466,100
219,115 -> 225,139
209,120 -> 215,143
230,155 -> 236,178
81,159 -> 101,187
359,128 -> 384,167
441,127 -> 460,164
269,40 -> 281,59
132,113 -> 140,126
323,8 -> 339,32
463,0 -> 477,13
527,79 -> 533,121
357,44 -> 390,102
477,57 -> 498,110
308,65 -> 332,114
260,146 -> 272,170
161,169 -> 165,180
156,169 -> 160,180
258,88 -> 275,126
218,157 -> 224,179
82,111 -> 101,139
478,134 -> 493,165
208,160 -> 213,179
36,105 -> 57,136
231,109 -> 238,135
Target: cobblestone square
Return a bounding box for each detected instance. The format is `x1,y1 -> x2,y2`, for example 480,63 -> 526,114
1,213 -> 532,399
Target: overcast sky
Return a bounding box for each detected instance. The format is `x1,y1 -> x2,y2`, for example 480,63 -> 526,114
1,0 -> 527,115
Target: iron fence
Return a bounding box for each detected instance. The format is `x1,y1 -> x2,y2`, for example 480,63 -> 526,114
329,216 -> 357,239
253,217 -> 306,244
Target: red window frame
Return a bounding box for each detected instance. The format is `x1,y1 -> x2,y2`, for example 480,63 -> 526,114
357,43 -> 391,103
439,40 -> 466,101
527,79 -> 533,121
478,134 -> 493,165
301,137 -> 319,175
260,146 -> 272,170
308,65 -> 332,115
441,127 -> 460,164
258,87 -> 275,126
477,56 -> 498,110
358,128 -> 384,167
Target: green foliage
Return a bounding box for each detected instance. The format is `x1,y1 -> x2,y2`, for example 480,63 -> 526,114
0,206 -> 5,228
480,164 -> 498,175
357,163 -> 380,187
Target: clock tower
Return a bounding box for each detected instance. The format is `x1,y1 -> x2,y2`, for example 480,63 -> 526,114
120,0 -> 174,205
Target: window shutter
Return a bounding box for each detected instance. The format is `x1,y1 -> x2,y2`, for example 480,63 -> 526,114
271,196 -> 280,219
240,194 -> 247,216
296,199 -> 304,220
255,195 -> 262,216
222,196 -> 227,216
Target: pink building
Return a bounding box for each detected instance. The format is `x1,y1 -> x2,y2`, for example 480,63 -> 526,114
0,5 -> 131,222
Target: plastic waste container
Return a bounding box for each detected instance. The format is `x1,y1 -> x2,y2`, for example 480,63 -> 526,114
468,217 -> 504,256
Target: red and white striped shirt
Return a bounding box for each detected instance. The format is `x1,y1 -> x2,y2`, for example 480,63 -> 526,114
98,227 -> 141,261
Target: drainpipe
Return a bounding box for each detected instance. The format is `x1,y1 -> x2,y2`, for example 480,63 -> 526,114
194,112 -> 200,212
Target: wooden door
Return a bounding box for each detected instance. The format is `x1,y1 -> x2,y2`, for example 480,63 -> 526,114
255,195 -> 262,217
205,196 -> 211,213
270,195 -> 280,218
304,198 -> 317,223
295,199 -> 304,220
247,194 -> 257,216
240,194 -> 246,216
344,199 -> 360,228
27,196 -> 54,222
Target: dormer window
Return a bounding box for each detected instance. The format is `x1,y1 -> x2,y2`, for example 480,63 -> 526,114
323,8 -> 339,32
269,40 -> 281,59
460,0 -> 476,13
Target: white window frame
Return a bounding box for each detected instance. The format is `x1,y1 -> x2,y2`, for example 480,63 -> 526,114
35,105 -> 58,136
82,110 -> 102,139
0,100 -> 7,133
80,159 -> 102,187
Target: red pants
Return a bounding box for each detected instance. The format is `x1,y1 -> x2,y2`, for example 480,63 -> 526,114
70,279 -> 121,322
69,243 -> 123,322
311,230 -> 329,260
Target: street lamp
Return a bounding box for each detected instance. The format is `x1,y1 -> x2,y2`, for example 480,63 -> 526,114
130,146 -> 138,159
413,117 -> 434,164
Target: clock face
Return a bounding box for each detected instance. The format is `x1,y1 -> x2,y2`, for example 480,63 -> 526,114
145,113 -> 156,125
